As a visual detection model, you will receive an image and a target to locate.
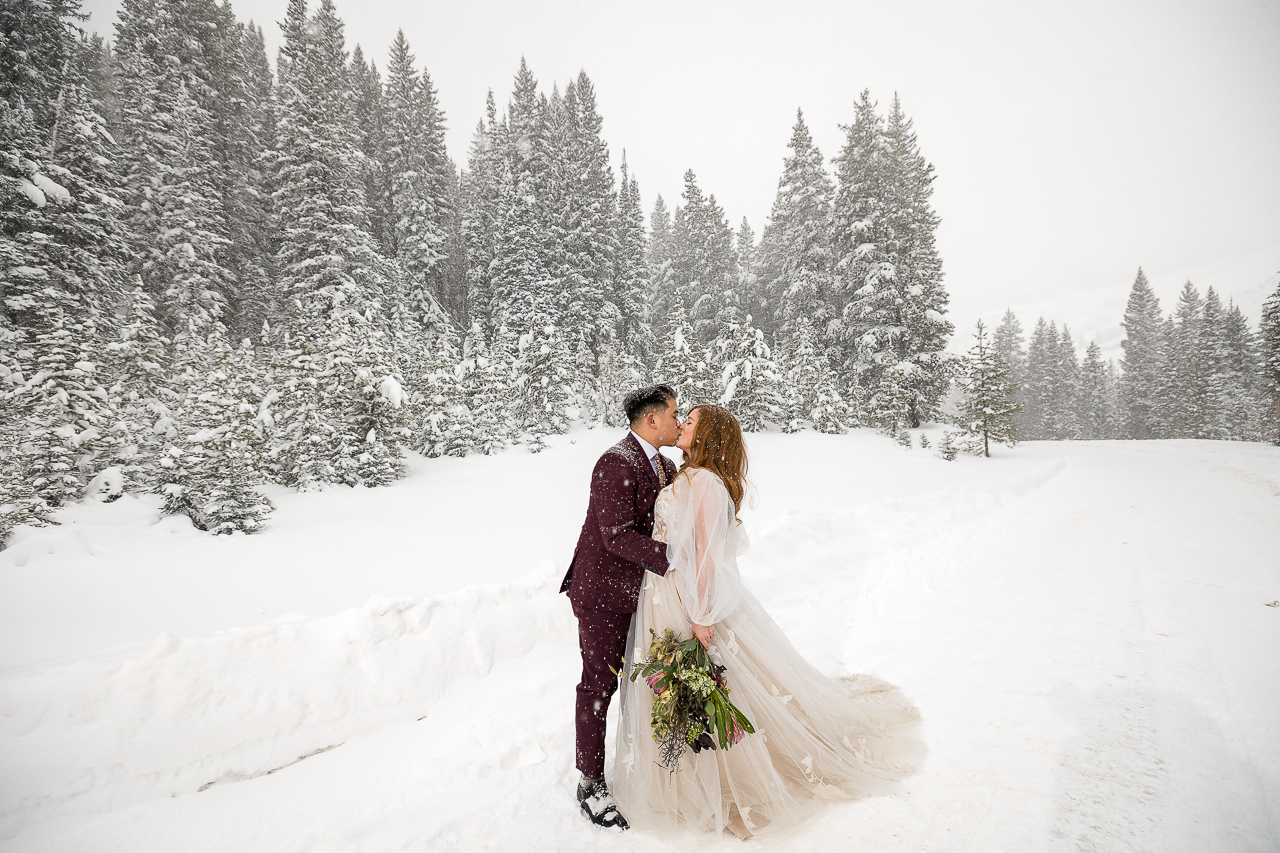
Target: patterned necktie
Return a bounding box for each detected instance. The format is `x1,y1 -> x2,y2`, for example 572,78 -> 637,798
652,453 -> 668,488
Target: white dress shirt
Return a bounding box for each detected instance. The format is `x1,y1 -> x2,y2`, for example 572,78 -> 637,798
629,430 -> 663,481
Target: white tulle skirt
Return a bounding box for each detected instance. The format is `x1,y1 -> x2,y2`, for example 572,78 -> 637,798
613,569 -> 927,840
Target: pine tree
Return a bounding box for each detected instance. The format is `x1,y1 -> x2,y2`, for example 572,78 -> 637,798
596,338 -> 646,428
881,94 -> 953,420
460,91 -> 502,336
784,318 -> 852,433
220,21 -> 278,343
1049,325 -> 1081,440
115,0 -> 237,339
460,322 -> 512,455
350,45 -> 391,254
1022,318 -> 1056,440
1119,268 -> 1166,439
645,193 -> 678,346
670,170 -> 737,344
13,306 -> 118,506
2,11 -> 130,351
993,309 -> 1028,435
0,391 -> 54,547
654,295 -> 716,407
1221,299 -> 1263,441
383,30 -> 453,334
831,90 -> 890,381
266,303 -> 335,489
1078,340 -> 1117,440
103,277 -> 174,491
1197,288 -> 1231,439
323,308 -> 409,486
1260,280 -> 1280,443
489,155 -> 549,330
513,313 -> 573,451
1164,280 -> 1206,438
274,0 -> 390,325
956,320 -> 1020,456
614,154 -> 653,367
734,217 -> 764,338
556,72 -> 617,355
160,325 -> 273,533
714,317 -> 788,432
832,92 -> 952,426
757,109 -> 835,345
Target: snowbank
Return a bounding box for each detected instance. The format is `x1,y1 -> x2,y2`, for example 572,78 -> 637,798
0,570 -> 572,837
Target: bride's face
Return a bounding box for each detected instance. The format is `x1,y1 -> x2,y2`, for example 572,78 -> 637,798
676,408 -> 699,454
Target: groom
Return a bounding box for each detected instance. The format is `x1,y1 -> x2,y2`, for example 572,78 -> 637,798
560,384 -> 681,829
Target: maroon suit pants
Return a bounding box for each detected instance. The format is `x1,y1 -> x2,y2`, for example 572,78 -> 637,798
573,603 -> 633,779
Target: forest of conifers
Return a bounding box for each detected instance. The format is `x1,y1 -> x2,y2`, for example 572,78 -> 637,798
3,0 -> 1279,540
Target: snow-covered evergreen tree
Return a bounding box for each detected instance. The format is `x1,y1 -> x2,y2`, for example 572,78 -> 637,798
160,325 -> 273,533
757,109 -> 835,346
103,277 -> 174,490
832,91 -> 952,426
513,313 -> 573,451
956,320 -> 1020,457
274,0 -> 390,325
670,170 -> 737,344
1,351 -> 54,545
12,307 -> 117,506
383,30 -> 453,334
2,10 -> 129,351
654,295 -> 716,407
409,326 -> 466,457
1119,268 -> 1165,439
596,339 -> 646,428
1217,298 -> 1262,441
115,0 -> 238,339
993,309 -> 1027,433
1163,280 -> 1207,439
645,194 -> 679,347
459,91 -> 502,336
349,45 -> 391,255
323,308 -> 409,486
1021,318 -> 1055,440
784,318 -> 852,433
1078,340 -> 1117,440
714,317 -> 788,432
460,322 -> 513,455
1048,325 -> 1081,440
220,20 -> 278,343
1261,280 -> 1280,443
549,72 -> 617,356
614,154 -> 654,367
266,304 -> 334,489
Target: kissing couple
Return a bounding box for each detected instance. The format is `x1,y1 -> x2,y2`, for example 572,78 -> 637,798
559,385 -> 927,839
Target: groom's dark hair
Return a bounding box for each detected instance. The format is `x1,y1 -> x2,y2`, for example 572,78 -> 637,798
624,384 -> 677,427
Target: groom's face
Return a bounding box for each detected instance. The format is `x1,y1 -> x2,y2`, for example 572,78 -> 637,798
646,399 -> 683,447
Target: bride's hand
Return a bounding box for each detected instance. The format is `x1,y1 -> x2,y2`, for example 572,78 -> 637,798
692,622 -> 715,649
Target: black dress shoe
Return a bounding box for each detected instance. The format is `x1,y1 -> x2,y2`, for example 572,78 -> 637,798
577,778 -> 629,830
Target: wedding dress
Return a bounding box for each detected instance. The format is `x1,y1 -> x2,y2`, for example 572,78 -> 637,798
613,467 -> 926,839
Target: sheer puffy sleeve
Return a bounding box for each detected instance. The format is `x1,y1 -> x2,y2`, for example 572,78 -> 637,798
663,468 -> 743,626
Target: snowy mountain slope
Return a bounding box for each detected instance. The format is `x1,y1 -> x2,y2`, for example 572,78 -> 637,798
1,432 -> 1278,851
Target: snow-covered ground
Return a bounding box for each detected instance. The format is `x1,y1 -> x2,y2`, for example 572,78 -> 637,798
2,429 -> 1278,852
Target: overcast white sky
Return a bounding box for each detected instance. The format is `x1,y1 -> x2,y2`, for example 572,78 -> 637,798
82,0 -> 1280,354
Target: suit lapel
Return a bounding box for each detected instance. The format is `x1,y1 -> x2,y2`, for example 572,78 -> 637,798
626,432 -> 660,490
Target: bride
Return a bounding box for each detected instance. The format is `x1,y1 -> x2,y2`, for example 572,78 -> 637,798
614,404 -> 926,839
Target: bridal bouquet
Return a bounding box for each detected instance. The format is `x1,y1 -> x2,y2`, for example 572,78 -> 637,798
627,628 -> 755,771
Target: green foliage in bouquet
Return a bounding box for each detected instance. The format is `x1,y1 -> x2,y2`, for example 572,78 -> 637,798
627,628 -> 756,771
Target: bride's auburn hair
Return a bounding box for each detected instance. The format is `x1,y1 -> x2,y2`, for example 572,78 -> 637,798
678,404 -> 748,516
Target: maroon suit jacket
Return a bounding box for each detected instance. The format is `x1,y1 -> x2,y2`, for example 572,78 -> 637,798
560,433 -> 676,614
